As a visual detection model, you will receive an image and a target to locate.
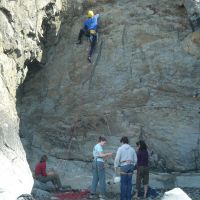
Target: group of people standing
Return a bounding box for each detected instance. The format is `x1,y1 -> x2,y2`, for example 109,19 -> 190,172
90,136 -> 149,200
34,136 -> 149,200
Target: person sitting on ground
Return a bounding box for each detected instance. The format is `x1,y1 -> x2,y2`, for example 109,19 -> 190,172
35,155 -> 64,191
76,10 -> 99,63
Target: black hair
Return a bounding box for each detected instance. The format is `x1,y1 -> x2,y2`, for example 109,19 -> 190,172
120,136 -> 129,144
40,155 -> 47,163
98,136 -> 107,142
136,140 -> 147,150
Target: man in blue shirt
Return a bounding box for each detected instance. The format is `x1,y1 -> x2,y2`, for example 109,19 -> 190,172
76,10 -> 99,63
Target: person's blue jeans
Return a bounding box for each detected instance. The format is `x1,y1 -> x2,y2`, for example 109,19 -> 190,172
120,164 -> 134,200
91,161 -> 106,195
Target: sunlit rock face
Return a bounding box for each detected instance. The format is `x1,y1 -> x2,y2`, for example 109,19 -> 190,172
0,0 -> 62,199
0,64 -> 33,199
18,0 -> 200,172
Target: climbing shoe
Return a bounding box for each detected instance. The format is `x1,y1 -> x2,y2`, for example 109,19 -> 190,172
88,193 -> 96,199
57,188 -> 66,192
99,194 -> 106,200
87,56 -> 91,63
76,40 -> 82,45
55,186 -> 70,192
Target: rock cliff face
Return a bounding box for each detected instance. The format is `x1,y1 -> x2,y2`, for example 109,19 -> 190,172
19,0 -> 200,171
0,0 -> 200,199
0,0 -> 63,199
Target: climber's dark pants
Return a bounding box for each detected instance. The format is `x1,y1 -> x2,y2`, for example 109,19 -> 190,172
78,28 -> 97,57
78,28 -> 90,42
89,34 -> 97,57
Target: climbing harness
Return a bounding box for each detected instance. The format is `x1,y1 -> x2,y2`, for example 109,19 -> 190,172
89,30 -> 96,35
120,171 -> 133,176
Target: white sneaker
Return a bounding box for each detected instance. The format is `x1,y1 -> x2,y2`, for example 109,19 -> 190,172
99,194 -> 106,200
88,194 -> 95,199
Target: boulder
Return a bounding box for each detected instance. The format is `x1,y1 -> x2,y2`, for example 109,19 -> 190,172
161,188 -> 192,200
31,188 -> 51,200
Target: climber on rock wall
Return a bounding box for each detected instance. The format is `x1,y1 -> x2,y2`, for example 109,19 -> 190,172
76,10 -> 99,63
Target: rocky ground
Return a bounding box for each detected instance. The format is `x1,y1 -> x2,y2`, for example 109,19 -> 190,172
31,161 -> 200,200
57,187 -> 200,200
142,188 -> 200,200
32,186 -> 200,200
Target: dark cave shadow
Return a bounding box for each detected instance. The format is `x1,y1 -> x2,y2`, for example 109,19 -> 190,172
15,2 -> 81,163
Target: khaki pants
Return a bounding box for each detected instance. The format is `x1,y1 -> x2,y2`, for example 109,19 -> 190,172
36,173 -> 62,188
136,166 -> 149,191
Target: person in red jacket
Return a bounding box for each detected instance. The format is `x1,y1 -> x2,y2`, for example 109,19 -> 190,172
35,155 -> 64,191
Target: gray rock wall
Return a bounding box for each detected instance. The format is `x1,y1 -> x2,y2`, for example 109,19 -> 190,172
18,0 -> 200,172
